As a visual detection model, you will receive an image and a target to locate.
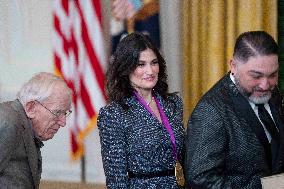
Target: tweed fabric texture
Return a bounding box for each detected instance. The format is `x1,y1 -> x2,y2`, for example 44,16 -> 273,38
98,93 -> 185,189
184,73 -> 284,189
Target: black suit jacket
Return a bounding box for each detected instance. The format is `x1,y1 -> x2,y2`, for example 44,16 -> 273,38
184,73 -> 284,189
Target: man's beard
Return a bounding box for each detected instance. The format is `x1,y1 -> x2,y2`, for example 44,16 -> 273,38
234,74 -> 272,104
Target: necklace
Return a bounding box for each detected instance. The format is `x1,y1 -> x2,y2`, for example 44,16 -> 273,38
147,97 -> 154,106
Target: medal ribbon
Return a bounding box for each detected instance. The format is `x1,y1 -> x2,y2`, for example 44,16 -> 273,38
134,91 -> 177,160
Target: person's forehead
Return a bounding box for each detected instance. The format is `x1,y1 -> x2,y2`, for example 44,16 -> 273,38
240,55 -> 279,75
139,48 -> 156,58
243,55 -> 278,65
43,94 -> 70,106
50,83 -> 70,97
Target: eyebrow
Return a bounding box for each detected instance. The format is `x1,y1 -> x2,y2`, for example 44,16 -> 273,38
248,69 -> 278,76
139,58 -> 158,63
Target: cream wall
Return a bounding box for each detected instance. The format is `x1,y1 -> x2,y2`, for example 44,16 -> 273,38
0,0 -> 182,185
0,1 -> 53,101
160,0 -> 182,93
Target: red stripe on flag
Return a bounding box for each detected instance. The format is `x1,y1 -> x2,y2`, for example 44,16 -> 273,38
80,78 -> 96,118
53,0 -> 106,160
71,130 -> 78,153
74,1 -> 107,100
54,15 -> 70,56
70,30 -> 79,64
61,0 -> 69,14
54,53 -> 62,73
92,0 -> 102,26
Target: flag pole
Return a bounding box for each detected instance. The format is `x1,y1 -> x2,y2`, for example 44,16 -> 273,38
81,154 -> 86,183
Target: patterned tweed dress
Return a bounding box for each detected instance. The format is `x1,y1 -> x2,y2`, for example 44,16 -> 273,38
98,93 -> 185,189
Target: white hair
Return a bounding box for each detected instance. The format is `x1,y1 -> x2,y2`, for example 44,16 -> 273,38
17,72 -> 72,106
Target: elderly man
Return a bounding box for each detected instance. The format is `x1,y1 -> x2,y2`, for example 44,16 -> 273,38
0,72 -> 72,189
185,31 -> 284,188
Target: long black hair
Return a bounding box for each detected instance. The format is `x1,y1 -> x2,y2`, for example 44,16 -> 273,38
106,32 -> 168,103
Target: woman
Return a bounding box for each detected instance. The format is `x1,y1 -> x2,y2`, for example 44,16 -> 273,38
98,32 -> 184,188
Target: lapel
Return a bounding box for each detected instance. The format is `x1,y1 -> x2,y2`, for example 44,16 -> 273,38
125,93 -> 175,145
224,74 -> 272,170
126,93 -> 161,124
157,95 -> 175,123
125,93 -> 180,163
13,100 -> 40,188
126,93 -> 175,126
268,93 -> 284,173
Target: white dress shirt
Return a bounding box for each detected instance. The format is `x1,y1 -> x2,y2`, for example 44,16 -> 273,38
230,73 -> 277,143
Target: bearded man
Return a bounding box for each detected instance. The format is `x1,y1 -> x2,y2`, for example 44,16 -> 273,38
184,31 -> 284,189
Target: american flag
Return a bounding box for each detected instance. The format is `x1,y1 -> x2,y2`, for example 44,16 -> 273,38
52,0 -> 106,160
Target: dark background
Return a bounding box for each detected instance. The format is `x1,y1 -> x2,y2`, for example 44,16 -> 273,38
279,0 -> 284,93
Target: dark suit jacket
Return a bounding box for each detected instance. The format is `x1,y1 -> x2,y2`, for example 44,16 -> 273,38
184,73 -> 284,189
0,100 -> 42,189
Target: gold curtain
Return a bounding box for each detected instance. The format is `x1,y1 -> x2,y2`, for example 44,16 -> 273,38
182,0 -> 277,122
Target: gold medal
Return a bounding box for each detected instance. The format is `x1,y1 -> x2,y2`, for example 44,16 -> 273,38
175,161 -> 185,187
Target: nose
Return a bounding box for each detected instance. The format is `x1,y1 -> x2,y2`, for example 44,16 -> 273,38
258,78 -> 270,90
57,115 -> 67,127
146,64 -> 154,74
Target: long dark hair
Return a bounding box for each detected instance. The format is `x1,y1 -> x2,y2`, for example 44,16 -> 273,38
106,32 -> 168,103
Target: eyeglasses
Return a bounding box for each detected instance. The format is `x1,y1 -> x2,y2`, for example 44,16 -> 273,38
35,100 -> 72,118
